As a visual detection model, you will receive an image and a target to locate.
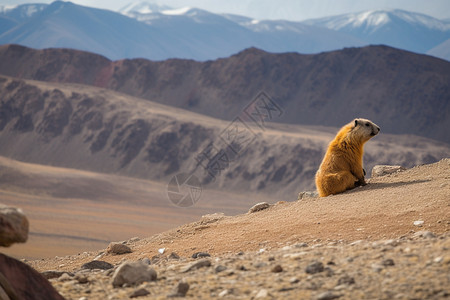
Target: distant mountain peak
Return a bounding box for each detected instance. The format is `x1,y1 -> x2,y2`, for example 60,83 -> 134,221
119,1 -> 172,15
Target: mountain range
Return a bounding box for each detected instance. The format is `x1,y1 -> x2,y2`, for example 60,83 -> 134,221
0,1 -> 449,61
1,44 -> 449,143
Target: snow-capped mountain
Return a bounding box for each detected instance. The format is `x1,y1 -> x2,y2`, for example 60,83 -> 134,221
0,1 -> 449,61
118,1 -> 172,15
0,3 -> 47,22
304,9 -> 450,54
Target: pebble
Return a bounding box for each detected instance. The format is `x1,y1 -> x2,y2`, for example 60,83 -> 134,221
337,275 -> 355,286
248,202 -> 270,213
106,242 -> 132,255
169,252 -> 180,260
41,270 -> 72,280
306,261 -> 324,274
112,261 -> 157,287
181,259 -> 211,273
192,252 -> 211,258
413,230 -> 436,239
168,280 -> 190,297
81,260 -> 114,270
130,288 -> 150,298
271,265 -> 283,273
255,289 -> 269,298
316,291 -> 342,300
215,265 -> 227,273
413,220 -> 424,227
382,259 -> 395,266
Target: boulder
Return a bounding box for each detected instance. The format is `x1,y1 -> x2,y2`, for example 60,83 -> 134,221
0,253 -> 65,300
0,204 -> 29,247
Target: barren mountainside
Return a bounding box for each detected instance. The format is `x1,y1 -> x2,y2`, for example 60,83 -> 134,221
0,75 -> 449,198
0,44 -> 449,143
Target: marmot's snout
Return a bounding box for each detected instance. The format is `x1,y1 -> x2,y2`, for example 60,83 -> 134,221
371,126 -> 380,136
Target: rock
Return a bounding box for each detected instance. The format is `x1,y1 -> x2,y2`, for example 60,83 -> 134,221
141,258 -> 151,265
41,270 -> 73,280
271,265 -> 283,273
81,260 -> 114,270
316,291 -> 342,300
306,261 -> 324,274
218,289 -> 230,297
337,275 -> 355,285
413,220 -> 424,227
413,231 -> 436,239
382,259 -> 395,266
255,289 -> 269,298
298,191 -> 319,200
75,273 -> 89,284
0,204 -> 29,247
169,252 -> 180,260
248,202 -> 270,213
0,253 -> 65,300
181,259 -> 211,273
112,261 -> 157,287
168,280 -> 189,297
192,252 -> 211,258
371,165 -> 406,177
130,288 -> 150,298
106,242 -> 132,255
58,273 -> 73,281
215,265 -> 227,273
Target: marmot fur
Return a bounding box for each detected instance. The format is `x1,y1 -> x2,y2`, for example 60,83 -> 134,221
315,118 -> 380,197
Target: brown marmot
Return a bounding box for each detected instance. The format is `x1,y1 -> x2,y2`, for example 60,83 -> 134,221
315,118 -> 380,197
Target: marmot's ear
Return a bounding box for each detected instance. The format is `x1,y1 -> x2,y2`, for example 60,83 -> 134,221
354,119 -> 358,127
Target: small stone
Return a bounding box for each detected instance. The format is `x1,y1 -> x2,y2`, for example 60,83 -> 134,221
0,204 -> 29,247
294,242 -> 308,248
112,261 -> 157,287
371,165 -> 406,177
248,202 -> 270,213
337,275 -> 355,285
41,270 -> 71,280
75,274 -> 88,284
306,261 -> 324,274
255,289 -> 269,298
413,230 -> 436,239
218,289 -> 229,297
181,259 -> 211,273
81,260 -> 114,270
289,277 -> 300,284
169,252 -> 180,260
298,191 -> 319,200
413,220 -> 424,227
106,242 -> 132,255
271,264 -> 283,273
141,258 -> 151,265
371,263 -> 383,272
215,265 -> 227,273
158,248 -> 165,254
168,280 -> 189,297
130,288 -> 150,298
192,252 -> 210,258
316,291 -> 342,300
58,273 -> 72,282
382,259 -> 395,266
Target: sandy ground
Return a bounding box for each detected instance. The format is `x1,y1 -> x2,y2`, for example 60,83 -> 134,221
29,158 -> 450,272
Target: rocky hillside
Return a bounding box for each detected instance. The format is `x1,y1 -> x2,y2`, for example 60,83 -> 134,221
0,44 -> 449,143
1,75 -> 449,198
24,159 -> 450,300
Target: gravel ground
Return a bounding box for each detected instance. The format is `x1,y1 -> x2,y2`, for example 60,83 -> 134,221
38,231 -> 450,300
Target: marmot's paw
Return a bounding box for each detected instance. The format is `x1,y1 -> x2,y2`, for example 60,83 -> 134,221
355,179 -> 367,187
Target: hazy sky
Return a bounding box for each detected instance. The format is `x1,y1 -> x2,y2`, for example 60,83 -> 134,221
1,0 -> 450,21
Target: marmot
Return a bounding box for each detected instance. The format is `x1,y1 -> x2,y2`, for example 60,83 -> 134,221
315,118 -> 380,197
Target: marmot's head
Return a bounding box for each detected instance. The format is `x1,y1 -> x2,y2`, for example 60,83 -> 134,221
350,118 -> 380,142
